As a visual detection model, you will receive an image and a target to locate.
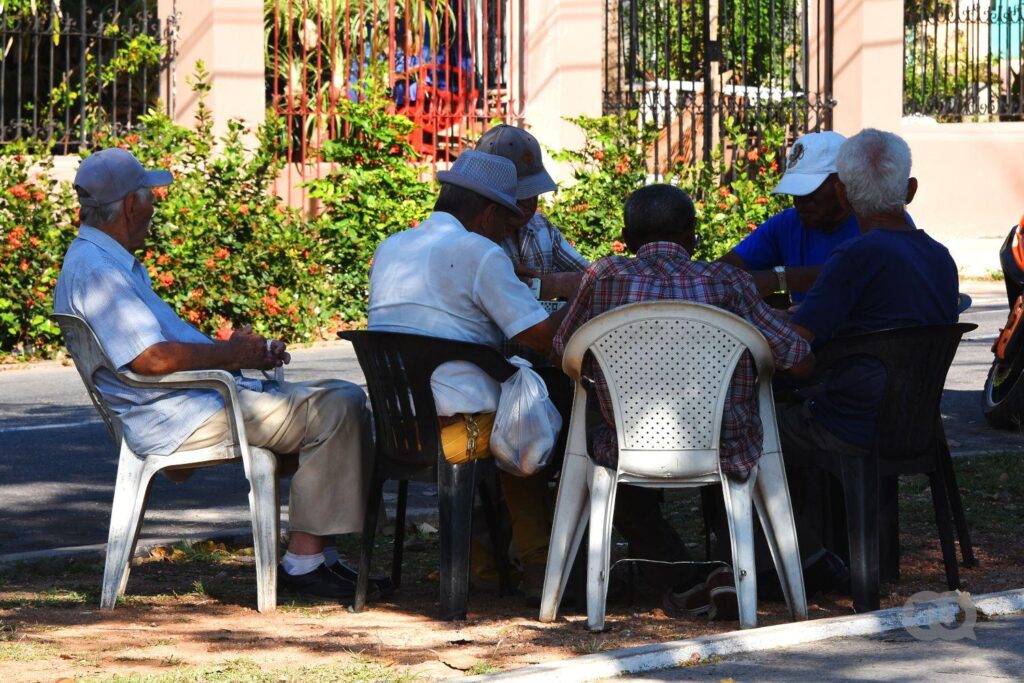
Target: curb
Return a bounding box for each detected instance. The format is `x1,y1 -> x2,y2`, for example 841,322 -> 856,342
467,588 -> 1024,682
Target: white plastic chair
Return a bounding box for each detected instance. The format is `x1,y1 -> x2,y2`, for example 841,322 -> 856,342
538,301 -> 807,630
52,313 -> 281,612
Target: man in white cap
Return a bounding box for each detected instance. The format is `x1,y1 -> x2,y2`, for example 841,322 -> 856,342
54,148 -> 377,604
368,150 -> 569,601
718,131 -> 860,302
475,124 -> 589,299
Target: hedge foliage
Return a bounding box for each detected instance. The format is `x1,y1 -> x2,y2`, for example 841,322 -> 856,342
0,71 -> 789,359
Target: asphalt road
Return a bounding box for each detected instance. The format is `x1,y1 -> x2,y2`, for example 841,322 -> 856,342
613,614 -> 1024,681
1,280 -> 1022,558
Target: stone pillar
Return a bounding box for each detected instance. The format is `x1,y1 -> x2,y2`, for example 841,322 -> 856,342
523,0 -> 604,180
158,0 -> 265,138
831,0 -> 904,134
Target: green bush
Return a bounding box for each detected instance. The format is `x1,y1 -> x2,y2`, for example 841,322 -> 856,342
0,152 -> 79,356
304,73 -> 435,322
546,113 -> 791,263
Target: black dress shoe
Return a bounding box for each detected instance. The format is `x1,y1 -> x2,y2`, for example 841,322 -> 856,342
803,549 -> 851,596
330,560 -> 395,598
278,563 -> 356,602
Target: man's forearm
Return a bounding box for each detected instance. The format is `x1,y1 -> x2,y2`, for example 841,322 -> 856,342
129,341 -> 247,375
750,265 -> 824,297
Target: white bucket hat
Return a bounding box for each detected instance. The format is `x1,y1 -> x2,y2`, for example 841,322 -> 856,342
772,131 -> 846,197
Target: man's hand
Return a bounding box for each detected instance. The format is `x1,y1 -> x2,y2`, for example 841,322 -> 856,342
514,264 -> 540,284
227,325 -> 273,370
266,338 -> 291,367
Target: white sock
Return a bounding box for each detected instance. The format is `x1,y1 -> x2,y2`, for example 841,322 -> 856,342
321,546 -> 339,567
282,551 -> 324,576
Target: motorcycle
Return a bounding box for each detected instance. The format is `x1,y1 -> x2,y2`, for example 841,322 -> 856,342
982,214 -> 1024,428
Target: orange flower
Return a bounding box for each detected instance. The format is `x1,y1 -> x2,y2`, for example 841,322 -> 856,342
615,158 -> 630,174
594,150 -> 605,161
747,149 -> 759,162
190,288 -> 204,300
9,184 -> 29,200
19,259 -> 29,272
29,236 -> 39,247
33,191 -> 45,202
268,286 -> 279,296
158,272 -> 175,287
238,204 -> 250,215
214,247 -> 229,259
754,196 -> 769,205
144,250 -> 155,261
263,296 -> 282,316
124,134 -> 141,145
771,160 -> 779,172
152,186 -> 168,199
216,324 -> 233,341
611,240 -> 626,254
157,254 -> 170,266
205,258 -> 216,270
748,222 -> 758,232
718,187 -> 730,198
717,202 -> 729,210
185,309 -> 201,323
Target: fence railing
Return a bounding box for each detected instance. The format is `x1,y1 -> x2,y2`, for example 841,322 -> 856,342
604,0 -> 835,173
266,0 -> 525,177
904,0 -> 1024,121
0,0 -> 173,155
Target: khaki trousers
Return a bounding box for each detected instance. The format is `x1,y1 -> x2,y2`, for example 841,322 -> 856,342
180,379 -> 373,537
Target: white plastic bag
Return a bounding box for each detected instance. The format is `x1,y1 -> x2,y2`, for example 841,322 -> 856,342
490,356 -> 563,477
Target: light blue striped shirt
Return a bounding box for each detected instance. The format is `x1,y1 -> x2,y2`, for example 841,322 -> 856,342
53,226 -> 257,455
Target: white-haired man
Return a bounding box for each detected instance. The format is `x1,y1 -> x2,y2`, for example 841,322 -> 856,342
765,129 -> 959,600
54,148 -> 375,604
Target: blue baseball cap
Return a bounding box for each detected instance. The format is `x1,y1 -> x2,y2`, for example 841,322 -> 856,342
74,148 -> 173,207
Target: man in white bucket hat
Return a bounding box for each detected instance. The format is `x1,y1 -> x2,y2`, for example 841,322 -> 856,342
368,150 -> 570,603
719,131 -> 865,302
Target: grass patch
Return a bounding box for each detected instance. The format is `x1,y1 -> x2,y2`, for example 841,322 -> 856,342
79,657 -> 419,682
466,661 -> 501,675
0,587 -> 91,609
0,639 -> 60,662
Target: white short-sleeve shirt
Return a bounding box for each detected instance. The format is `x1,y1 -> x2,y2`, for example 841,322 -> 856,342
367,211 -> 548,415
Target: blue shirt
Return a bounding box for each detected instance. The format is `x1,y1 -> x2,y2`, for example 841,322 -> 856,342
732,208 -> 861,302
792,228 -> 959,448
53,226 -> 255,455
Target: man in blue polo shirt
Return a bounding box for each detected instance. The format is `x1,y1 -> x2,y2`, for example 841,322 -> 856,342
718,131 -> 861,302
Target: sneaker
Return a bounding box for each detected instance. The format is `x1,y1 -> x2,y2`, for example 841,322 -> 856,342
329,560 -> 395,598
278,563 -> 356,602
706,567 -> 738,621
662,580 -> 711,618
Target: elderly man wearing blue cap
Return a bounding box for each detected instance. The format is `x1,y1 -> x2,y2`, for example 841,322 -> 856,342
368,149 -> 570,602
54,148 -> 378,604
718,131 -> 862,302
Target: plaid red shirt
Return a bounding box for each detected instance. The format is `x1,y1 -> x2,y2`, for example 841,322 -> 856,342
552,242 -> 811,481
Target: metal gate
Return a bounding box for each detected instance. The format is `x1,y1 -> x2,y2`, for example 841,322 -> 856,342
604,0 -> 835,172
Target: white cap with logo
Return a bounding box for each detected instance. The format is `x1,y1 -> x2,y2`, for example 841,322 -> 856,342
771,131 -> 846,197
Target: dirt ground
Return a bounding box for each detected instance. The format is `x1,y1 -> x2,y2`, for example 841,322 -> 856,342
2,458 -> 1023,683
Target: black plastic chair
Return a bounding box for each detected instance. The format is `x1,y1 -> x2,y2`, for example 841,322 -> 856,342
809,323 -> 977,612
338,330 -> 516,620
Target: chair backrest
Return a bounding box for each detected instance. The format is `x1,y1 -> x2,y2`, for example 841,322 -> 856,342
561,301 -> 776,475
51,313 -> 124,446
814,323 -> 977,461
339,331 -> 514,468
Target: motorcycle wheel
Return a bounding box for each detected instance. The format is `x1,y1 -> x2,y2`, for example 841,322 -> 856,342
982,353 -> 1024,428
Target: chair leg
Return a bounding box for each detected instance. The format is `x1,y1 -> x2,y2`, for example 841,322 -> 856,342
940,445 -> 977,567
721,474 -> 758,629
439,457 -> 477,621
246,447 -> 279,613
753,454 -> 807,621
878,476 -> 900,584
355,468 -> 386,613
540,451 -> 591,623
101,444 -> 155,609
928,470 -> 961,592
840,455 -> 880,612
392,479 -> 409,589
586,465 -> 618,632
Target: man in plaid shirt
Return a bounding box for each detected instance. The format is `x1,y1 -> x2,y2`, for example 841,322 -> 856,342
553,184 -> 812,615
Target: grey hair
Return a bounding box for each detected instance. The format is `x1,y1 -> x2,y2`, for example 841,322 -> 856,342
78,187 -> 152,227
836,129 -> 912,216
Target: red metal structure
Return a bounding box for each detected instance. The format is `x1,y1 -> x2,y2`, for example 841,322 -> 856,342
267,0 -> 526,206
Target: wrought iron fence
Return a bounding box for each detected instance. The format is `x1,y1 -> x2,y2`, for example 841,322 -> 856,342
0,0 -> 174,154
266,0 -> 525,175
904,1 -> 1023,121
604,0 -> 835,172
